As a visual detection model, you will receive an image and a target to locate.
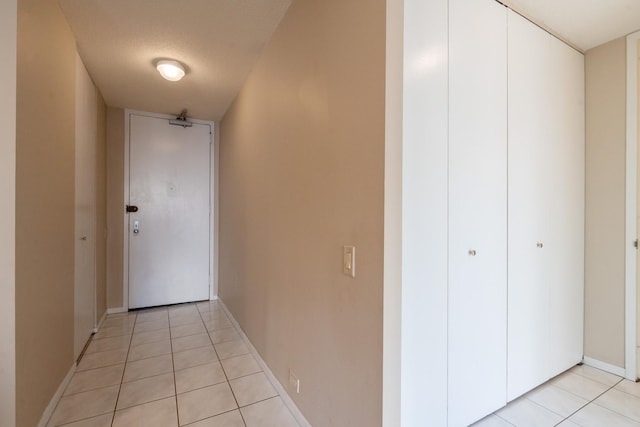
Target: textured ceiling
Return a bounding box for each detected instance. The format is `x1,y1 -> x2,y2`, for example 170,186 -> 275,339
503,0 -> 640,51
59,0 -> 640,122
58,0 -> 291,121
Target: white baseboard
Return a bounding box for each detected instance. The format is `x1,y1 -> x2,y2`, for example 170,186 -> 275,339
583,356 -> 626,378
37,362 -> 76,427
93,309 -> 108,333
218,299 -> 311,427
107,307 -> 127,314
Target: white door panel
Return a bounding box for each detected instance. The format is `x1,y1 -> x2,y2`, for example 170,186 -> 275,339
508,10 -> 585,400
402,0 -> 449,424
543,30 -> 585,377
128,114 -> 211,309
74,54 -> 97,359
448,1 -> 507,424
508,11 -> 551,399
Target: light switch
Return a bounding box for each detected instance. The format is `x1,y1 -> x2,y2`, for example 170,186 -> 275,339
343,246 -> 355,278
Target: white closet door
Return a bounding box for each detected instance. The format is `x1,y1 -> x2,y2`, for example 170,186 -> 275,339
508,10 -> 584,400
507,11 -> 551,400
402,0 -> 449,424
540,26 -> 585,379
74,54 -> 97,359
448,1 -> 507,424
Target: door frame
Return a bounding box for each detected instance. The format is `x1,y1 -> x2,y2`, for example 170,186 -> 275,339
122,109 -> 218,310
625,31 -> 639,381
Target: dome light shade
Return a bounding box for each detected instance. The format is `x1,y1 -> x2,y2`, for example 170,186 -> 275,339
156,60 -> 186,81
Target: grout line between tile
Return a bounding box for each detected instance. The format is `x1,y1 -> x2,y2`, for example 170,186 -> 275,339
587,378 -> 640,424
76,360 -> 128,374
492,412 -> 516,426
552,374 -> 619,402
56,412 -> 113,427
236,394 -> 281,410
588,402 -> 640,425
121,366 -> 175,384
169,311 -> 181,426
61,380 -> 124,398
509,396 -> 564,421
114,395 -> 179,417
67,361 -> 127,376
493,371 -> 627,427
173,356 -> 218,374
130,337 -> 171,348
570,366 -> 625,387
93,329 -> 135,341
51,410 -> 114,427
179,408 -> 240,426
111,311 -> 137,427
610,384 -> 640,399
223,369 -> 265,382
199,302 -> 247,427
126,351 -> 173,364
176,377 -> 228,396
550,378 -> 625,426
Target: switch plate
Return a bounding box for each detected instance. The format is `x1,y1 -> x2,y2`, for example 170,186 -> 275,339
343,246 -> 355,278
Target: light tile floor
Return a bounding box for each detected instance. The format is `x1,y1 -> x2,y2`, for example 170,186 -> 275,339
473,364 -> 640,427
46,300 -> 300,427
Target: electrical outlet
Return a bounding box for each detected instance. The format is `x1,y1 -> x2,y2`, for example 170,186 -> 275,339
289,369 -> 300,394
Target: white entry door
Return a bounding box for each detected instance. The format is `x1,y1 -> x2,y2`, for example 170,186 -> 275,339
128,113 -> 211,309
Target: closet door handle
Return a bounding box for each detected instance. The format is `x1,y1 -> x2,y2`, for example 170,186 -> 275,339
536,242 -> 544,248
468,249 -> 477,256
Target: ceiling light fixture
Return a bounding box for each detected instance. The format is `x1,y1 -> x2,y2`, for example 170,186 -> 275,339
156,59 -> 186,82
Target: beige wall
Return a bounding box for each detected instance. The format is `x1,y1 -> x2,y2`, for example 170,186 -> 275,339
107,107 -> 125,309
584,36 -> 627,368
219,0 -> 385,425
96,93 -> 108,321
0,1 -> 17,425
15,0 -> 77,425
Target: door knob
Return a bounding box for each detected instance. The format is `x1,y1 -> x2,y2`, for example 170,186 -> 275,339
80,236 -> 87,241
468,249 -> 477,256
536,242 -> 544,248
